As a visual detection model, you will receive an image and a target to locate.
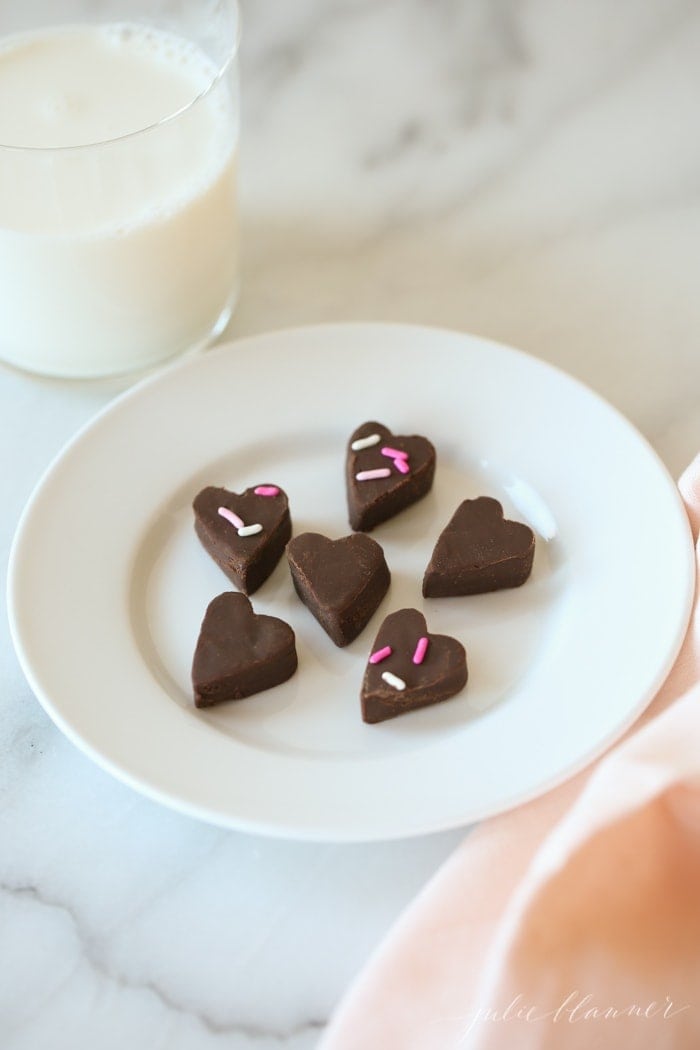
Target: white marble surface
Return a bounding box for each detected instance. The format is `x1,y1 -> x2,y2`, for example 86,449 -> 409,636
3,0 -> 700,1046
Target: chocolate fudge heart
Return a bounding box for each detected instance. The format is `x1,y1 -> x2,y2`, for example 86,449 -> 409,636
287,532 -> 390,647
193,484 -> 292,595
361,608 -> 467,724
192,592 -> 297,707
346,421 -> 436,532
423,497 -> 535,597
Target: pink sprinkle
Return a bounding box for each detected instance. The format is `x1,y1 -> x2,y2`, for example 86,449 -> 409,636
412,636 -> 429,665
254,485 -> 280,497
356,468 -> 392,481
369,646 -> 393,665
394,458 -> 410,474
218,506 -> 244,529
381,447 -> 409,460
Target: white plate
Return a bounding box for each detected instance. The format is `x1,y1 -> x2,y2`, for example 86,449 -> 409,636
8,324 -> 695,841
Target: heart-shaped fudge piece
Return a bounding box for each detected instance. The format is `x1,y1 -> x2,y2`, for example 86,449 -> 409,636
423,497 -> 535,597
193,484 -> 291,594
192,592 -> 297,707
346,421 -> 436,532
361,608 -> 467,724
287,532 -> 390,647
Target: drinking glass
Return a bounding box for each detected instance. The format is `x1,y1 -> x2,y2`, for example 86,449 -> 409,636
0,0 -> 240,377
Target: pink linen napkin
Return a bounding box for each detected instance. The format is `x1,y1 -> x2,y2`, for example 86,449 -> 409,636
320,457 -> 700,1050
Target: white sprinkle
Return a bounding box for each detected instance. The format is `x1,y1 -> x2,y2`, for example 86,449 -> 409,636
356,468 -> 392,481
351,433 -> 381,451
381,671 -> 406,691
237,523 -> 263,537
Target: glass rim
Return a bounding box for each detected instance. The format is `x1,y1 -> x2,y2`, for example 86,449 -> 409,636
0,0 -> 241,154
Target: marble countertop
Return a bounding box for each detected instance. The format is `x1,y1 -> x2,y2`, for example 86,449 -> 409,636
3,1 -> 700,1046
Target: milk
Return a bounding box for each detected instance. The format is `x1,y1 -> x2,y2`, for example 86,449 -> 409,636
0,24 -> 238,377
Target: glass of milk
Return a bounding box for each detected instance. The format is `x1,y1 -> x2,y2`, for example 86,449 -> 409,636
0,1 -> 240,378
